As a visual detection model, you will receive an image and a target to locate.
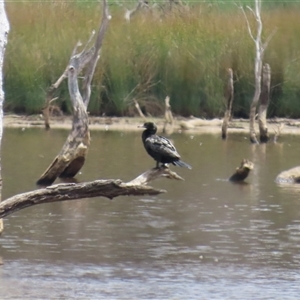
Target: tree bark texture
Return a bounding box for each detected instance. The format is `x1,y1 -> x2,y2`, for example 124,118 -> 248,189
258,63 -> 271,143
0,167 -> 185,219
0,0 -> 9,234
221,68 -> 234,139
37,0 -> 110,186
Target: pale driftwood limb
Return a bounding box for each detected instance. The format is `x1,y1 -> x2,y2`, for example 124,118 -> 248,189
163,96 -> 174,134
229,159 -> 254,182
128,167 -> 184,185
258,63 -> 271,143
0,1 -> 10,234
134,99 -> 147,120
0,180 -> 165,219
0,167 -> 187,219
180,117 -> 222,130
276,166 -> 300,184
221,68 -> 234,139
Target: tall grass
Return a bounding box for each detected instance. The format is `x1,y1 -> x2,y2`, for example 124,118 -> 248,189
4,2 -> 300,117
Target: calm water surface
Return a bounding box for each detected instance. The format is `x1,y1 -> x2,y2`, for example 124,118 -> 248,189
1,127 -> 300,299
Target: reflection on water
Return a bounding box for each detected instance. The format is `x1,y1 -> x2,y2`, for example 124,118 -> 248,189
1,128 -> 300,299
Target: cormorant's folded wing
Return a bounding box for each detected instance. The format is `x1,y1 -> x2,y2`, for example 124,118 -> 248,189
146,136 -> 180,158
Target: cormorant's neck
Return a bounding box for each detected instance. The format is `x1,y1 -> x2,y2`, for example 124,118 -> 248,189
142,127 -> 157,140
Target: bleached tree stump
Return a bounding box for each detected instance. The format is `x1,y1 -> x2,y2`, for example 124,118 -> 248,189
0,0 -> 9,234
258,63 -> 271,143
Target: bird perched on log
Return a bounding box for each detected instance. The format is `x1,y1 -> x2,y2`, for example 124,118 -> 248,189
139,122 -> 192,169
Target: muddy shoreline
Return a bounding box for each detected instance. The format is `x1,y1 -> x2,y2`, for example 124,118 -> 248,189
3,114 -> 300,135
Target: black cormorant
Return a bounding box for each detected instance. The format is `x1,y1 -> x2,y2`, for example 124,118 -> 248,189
139,122 -> 192,169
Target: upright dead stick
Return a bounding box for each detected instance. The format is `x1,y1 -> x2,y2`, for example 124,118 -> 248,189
221,68 -> 234,139
258,63 -> 271,143
163,96 -> 174,134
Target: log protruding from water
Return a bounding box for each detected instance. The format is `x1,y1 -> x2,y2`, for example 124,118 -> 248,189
276,166 -> 300,184
258,63 -> 271,143
229,159 -> 254,182
221,68 -> 234,139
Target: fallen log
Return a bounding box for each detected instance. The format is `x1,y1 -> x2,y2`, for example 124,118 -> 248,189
1,167 -> 184,219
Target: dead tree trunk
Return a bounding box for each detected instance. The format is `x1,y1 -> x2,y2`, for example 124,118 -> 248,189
221,68 -> 234,139
0,0 -> 9,234
258,63 -> 271,143
37,0 -> 110,186
241,0 -> 276,144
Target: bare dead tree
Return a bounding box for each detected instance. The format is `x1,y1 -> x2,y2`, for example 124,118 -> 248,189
0,0 -> 9,234
241,0 -> 276,144
37,0 -> 110,186
221,68 -> 234,139
258,63 -> 271,143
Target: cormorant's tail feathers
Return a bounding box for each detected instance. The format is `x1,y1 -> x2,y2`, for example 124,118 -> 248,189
173,160 -> 192,169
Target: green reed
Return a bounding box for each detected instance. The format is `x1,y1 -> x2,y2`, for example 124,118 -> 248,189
4,2 -> 300,117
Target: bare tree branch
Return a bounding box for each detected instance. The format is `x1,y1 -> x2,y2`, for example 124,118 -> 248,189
0,167 -> 187,219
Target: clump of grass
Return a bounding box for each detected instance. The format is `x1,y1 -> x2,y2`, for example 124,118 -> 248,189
4,2 -> 300,117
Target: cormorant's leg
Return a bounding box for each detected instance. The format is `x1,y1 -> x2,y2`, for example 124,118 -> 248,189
156,161 -> 160,169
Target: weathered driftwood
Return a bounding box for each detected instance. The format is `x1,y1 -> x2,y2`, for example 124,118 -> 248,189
258,63 -> 271,143
180,117 -> 222,130
0,167 -> 185,219
0,1 -> 9,234
163,96 -> 174,134
221,68 -> 234,139
275,166 -> 300,184
37,0 -> 110,186
229,159 -> 254,182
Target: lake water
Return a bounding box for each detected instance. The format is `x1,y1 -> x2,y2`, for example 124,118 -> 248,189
1,127 -> 300,299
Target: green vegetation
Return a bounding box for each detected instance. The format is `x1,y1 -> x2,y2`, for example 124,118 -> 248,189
4,2 -> 300,118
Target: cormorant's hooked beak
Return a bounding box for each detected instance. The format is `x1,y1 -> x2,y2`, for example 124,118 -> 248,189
138,124 -> 146,128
